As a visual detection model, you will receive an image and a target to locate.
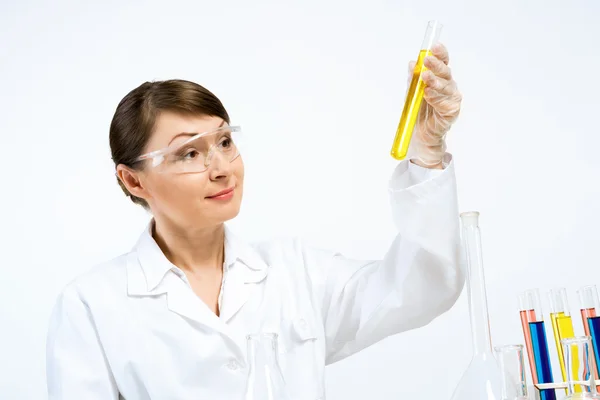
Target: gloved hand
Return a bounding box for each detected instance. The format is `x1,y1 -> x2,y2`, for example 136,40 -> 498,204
407,43 -> 462,167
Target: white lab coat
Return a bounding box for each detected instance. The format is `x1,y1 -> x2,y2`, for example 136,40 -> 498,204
46,155 -> 464,400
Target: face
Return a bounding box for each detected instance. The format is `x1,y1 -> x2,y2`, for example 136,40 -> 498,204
118,112 -> 244,230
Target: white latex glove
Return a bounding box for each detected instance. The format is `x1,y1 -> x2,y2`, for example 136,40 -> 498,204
407,43 -> 462,167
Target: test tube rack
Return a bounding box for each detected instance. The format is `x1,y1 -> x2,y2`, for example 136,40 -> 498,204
529,381 -> 600,400
518,286 -> 600,400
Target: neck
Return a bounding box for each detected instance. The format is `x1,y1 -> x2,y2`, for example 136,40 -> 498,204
152,217 -> 225,274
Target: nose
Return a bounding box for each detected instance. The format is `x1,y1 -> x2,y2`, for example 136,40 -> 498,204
207,149 -> 232,180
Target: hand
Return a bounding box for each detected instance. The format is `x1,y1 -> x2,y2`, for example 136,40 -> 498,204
407,43 -> 462,168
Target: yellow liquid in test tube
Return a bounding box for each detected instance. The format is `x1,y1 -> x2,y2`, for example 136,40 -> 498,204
550,312 -> 579,392
390,20 -> 442,161
390,49 -> 431,160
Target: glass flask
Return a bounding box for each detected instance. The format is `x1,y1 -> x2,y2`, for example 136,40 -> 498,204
449,211 -> 508,400
561,336 -> 600,399
243,333 -> 292,400
494,344 -> 529,400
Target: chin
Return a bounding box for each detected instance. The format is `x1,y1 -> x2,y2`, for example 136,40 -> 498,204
210,203 -> 242,224
212,211 -> 240,226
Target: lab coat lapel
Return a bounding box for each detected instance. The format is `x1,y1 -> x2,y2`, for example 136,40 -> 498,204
127,221 -> 223,332
126,223 -> 171,297
219,263 -> 267,323
162,273 -> 223,332
219,226 -> 269,323
127,222 -> 269,333
163,274 -> 246,361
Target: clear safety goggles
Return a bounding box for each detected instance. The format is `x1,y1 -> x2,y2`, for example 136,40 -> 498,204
135,125 -> 243,174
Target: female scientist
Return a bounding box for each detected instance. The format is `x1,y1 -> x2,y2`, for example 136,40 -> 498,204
46,43 -> 464,399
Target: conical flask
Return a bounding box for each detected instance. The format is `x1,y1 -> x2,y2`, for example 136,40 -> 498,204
449,211 -> 508,400
243,333 -> 292,400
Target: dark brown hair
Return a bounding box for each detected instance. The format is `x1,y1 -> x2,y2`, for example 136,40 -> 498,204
109,79 -> 230,208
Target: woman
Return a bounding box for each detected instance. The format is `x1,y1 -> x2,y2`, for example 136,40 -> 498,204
46,43 -> 464,399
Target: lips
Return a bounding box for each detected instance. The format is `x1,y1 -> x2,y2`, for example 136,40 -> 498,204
207,187 -> 234,199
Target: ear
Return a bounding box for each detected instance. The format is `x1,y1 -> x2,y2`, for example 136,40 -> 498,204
116,164 -> 150,201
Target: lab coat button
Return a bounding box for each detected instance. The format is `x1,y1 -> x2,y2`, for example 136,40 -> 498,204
298,318 -> 307,329
225,360 -> 240,371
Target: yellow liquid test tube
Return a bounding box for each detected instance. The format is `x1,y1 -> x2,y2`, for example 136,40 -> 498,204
549,288 -> 579,393
390,20 -> 443,160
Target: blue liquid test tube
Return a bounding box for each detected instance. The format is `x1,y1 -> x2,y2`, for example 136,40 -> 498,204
520,289 -> 556,400
578,285 -> 600,379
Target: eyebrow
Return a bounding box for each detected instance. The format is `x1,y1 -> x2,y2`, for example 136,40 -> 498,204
167,120 -> 227,146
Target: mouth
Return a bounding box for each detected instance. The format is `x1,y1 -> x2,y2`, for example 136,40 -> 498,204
206,186 -> 235,200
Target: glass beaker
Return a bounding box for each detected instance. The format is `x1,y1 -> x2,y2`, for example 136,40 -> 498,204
390,20 -> 443,160
449,211 -> 505,400
494,344 -> 529,400
549,287 -> 577,387
562,336 -> 600,399
243,333 -> 292,400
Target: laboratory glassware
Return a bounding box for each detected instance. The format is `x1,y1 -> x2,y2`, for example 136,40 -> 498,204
243,333 -> 292,400
449,211 -> 506,400
519,289 -> 556,400
579,285 -> 600,378
549,287 -> 577,386
390,20 -> 442,160
562,336 -> 600,399
495,344 -> 529,400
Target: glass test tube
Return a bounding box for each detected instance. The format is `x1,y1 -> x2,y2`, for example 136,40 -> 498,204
578,285 -> 600,379
519,290 -> 541,384
519,289 -> 556,400
548,287 -> 577,386
562,336 -> 600,399
390,20 -> 442,160
494,344 -> 528,400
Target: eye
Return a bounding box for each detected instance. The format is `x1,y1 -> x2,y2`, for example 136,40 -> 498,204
174,148 -> 200,161
219,136 -> 233,149
183,149 -> 199,159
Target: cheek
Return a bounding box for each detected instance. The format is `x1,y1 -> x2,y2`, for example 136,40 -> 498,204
146,173 -> 209,205
235,157 -> 245,183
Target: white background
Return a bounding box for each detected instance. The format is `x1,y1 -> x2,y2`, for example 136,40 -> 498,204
1,0 -> 599,399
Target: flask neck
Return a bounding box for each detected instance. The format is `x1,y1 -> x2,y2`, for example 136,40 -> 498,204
247,333 -> 281,372
244,333 -> 290,400
462,222 -> 494,356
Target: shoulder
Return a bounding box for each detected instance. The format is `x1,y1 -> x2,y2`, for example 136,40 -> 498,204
246,235 -> 337,277
247,235 -> 332,261
52,251 -> 133,310
225,224 -> 338,268
248,236 -> 302,259
46,252 -> 137,349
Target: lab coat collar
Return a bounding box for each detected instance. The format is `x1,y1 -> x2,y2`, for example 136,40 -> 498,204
223,225 -> 269,283
128,220 -> 268,296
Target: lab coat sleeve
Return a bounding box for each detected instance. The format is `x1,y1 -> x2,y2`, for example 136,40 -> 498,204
302,154 -> 464,365
46,284 -> 119,399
